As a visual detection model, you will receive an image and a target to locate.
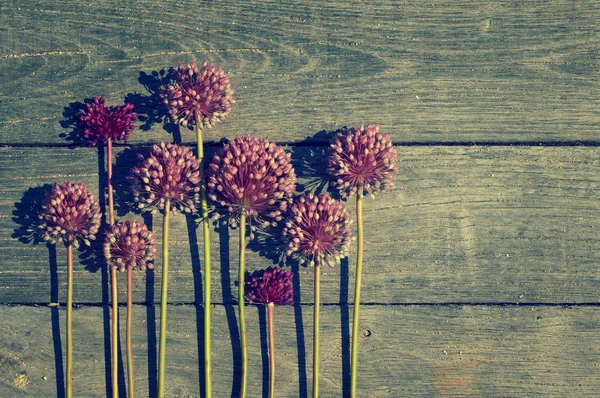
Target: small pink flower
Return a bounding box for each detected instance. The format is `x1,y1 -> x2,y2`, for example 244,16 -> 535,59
283,193 -> 352,267
78,97 -> 137,146
161,61 -> 235,129
245,267 -> 294,306
37,182 -> 102,247
328,124 -> 397,198
104,219 -> 157,272
128,142 -> 201,214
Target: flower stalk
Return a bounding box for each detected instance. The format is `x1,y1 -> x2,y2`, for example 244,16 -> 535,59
158,198 -> 171,398
107,137 -> 119,398
239,212 -> 248,398
313,261 -> 321,398
66,243 -> 73,398
267,302 -> 276,398
126,266 -> 134,398
350,191 -> 364,398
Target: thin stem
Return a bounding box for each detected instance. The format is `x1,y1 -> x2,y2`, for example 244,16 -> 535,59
195,114 -> 212,398
158,199 -> 171,398
350,192 -> 364,398
66,243 -> 73,398
107,138 -> 119,398
239,212 -> 248,398
107,138 -> 115,226
267,303 -> 276,398
313,262 -> 321,398
127,267 -> 135,398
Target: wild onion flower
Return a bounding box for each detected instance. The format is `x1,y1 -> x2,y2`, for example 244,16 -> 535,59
328,124 -> 397,198
78,96 -> 137,147
37,182 -> 101,398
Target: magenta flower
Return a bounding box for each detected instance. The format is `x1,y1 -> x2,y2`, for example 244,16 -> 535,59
104,219 -> 157,272
246,267 -> 294,306
128,142 -> 201,214
283,193 -> 352,268
78,97 -> 137,146
37,182 -> 102,248
328,124 -> 398,198
161,61 -> 235,129
207,136 -> 297,230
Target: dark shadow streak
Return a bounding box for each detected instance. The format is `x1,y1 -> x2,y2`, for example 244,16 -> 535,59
291,263 -> 308,398
48,244 -> 66,398
257,306 -> 269,398
143,212 -> 158,398
340,257 -> 350,397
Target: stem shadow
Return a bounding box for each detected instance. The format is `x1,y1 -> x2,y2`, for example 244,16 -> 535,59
143,212 -> 158,398
48,244 -> 65,398
340,257 -> 351,396
291,263 -> 308,398
257,306 -> 269,398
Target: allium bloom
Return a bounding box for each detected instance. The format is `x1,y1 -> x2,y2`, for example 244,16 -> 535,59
104,219 -> 157,272
246,267 -> 294,306
283,193 -> 352,267
128,142 -> 201,214
328,124 -> 398,197
37,182 -> 102,247
78,97 -> 137,146
161,61 -> 235,129
207,136 -> 296,229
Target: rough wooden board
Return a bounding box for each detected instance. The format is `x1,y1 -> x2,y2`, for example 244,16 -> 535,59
2,304 -> 600,397
1,1 -> 599,144
2,146 -> 600,304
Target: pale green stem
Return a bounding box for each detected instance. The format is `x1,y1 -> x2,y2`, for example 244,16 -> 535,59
66,243 -> 73,398
239,212 -> 248,398
107,138 -> 119,398
158,199 -> 170,398
127,267 -> 135,398
350,191 -> 364,397
313,261 -> 321,398
267,302 -> 275,398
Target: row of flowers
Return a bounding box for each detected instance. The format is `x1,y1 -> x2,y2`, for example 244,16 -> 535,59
33,61 -> 397,398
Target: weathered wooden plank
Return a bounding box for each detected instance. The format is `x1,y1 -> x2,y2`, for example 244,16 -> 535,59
1,304 -> 600,397
1,1 -> 598,144
2,146 -> 600,304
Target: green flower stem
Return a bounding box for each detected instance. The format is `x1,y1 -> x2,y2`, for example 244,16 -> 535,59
66,243 -> 73,398
195,115 -> 212,398
267,302 -> 276,398
158,199 -> 171,398
107,138 -> 119,398
239,212 -> 248,398
350,191 -> 364,398
313,261 -> 321,398
127,267 -> 135,398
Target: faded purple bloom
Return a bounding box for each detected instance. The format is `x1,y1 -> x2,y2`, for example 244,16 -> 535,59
328,124 -> 397,198
128,142 -> 201,214
104,219 -> 157,272
207,136 -> 296,230
78,97 -> 137,146
37,182 -> 102,248
161,61 -> 235,129
283,193 -> 352,267
245,266 -> 294,306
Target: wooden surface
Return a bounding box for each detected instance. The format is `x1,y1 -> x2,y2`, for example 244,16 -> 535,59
1,0 -> 600,397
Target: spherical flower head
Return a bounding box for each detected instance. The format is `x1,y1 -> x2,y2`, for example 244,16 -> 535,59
104,219 -> 157,272
245,266 -> 294,306
78,96 -> 138,146
37,182 -> 102,248
283,193 -> 352,268
207,136 -> 297,230
161,61 -> 235,130
128,142 -> 201,214
328,124 -> 398,198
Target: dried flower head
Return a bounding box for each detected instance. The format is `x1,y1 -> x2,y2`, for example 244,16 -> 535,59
245,266 -> 294,306
104,219 -> 157,272
161,61 -> 235,129
78,96 -> 137,146
207,136 -> 296,230
37,182 -> 102,247
328,124 -> 397,198
283,193 -> 352,267
128,142 -> 201,214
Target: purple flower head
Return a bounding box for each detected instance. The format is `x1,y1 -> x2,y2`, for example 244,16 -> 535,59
161,61 -> 235,130
128,142 -> 201,214
104,219 -> 157,272
328,124 -> 397,198
78,97 -> 137,146
207,136 -> 297,230
283,193 -> 352,268
245,267 -> 294,306
37,182 -> 102,248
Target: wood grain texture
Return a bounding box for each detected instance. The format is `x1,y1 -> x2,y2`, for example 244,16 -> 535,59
1,305 -> 600,397
2,146 -> 600,304
0,0 -> 598,144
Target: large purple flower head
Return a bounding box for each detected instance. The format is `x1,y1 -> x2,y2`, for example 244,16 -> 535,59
207,136 -> 297,230
78,97 -> 137,146
128,142 -> 201,214
283,193 -> 352,267
245,266 -> 294,306
37,182 -> 102,248
161,61 -> 235,130
104,219 -> 157,272
328,124 -> 397,198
